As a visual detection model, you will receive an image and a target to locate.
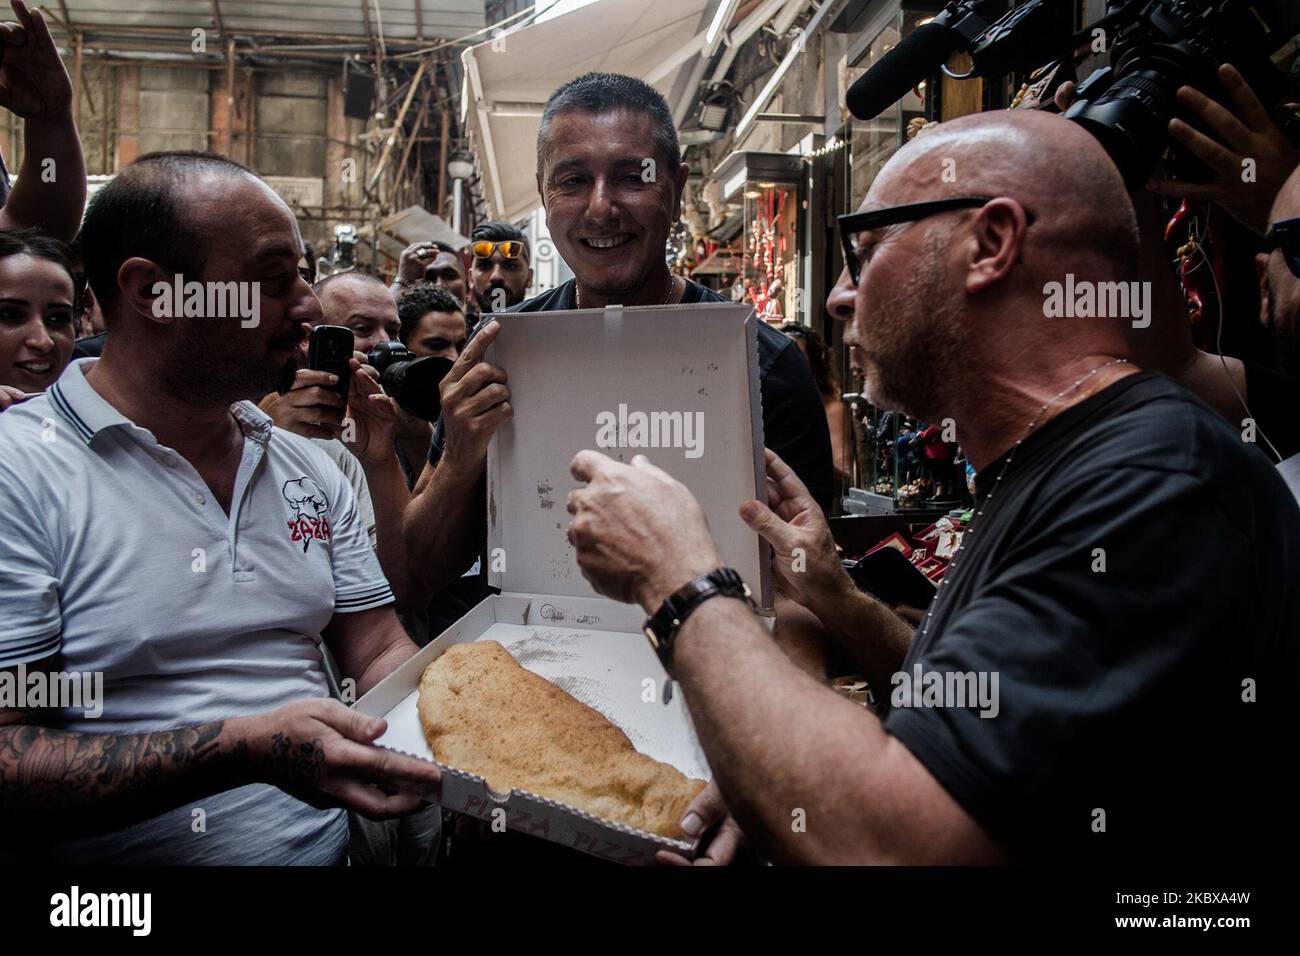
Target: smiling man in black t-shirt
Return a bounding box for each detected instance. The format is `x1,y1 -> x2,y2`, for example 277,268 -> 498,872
404,72 -> 832,649
402,72 -> 829,863
421,72 -> 831,509
564,108 -> 1300,864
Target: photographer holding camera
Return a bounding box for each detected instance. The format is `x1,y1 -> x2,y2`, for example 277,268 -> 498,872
1049,62 -> 1300,454
393,284 -> 468,486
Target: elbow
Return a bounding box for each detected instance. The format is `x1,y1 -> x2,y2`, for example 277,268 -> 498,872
385,567 -> 425,614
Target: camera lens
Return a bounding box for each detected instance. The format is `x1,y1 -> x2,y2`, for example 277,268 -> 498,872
1067,65 -> 1182,186
373,353 -> 455,421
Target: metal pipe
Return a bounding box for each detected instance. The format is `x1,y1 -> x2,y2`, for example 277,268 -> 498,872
772,0 -> 811,37
100,65 -> 111,172
437,96 -> 450,215
62,24 -> 431,45
755,112 -> 824,123
452,177 -> 464,235
366,58 -> 428,192
709,0 -> 788,85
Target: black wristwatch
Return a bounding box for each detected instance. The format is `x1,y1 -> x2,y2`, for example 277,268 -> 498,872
643,568 -> 755,675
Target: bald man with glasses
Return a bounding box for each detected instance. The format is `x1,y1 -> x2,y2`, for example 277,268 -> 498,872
565,109 -> 1300,865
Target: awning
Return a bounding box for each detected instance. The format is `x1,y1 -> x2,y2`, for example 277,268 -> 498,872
462,0 -> 715,222
48,1 -> 485,46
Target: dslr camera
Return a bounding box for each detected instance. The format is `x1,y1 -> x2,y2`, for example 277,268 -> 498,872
366,341 -> 455,422
847,0 -> 1300,185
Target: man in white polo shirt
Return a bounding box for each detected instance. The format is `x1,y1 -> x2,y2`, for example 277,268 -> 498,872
0,151 -> 440,864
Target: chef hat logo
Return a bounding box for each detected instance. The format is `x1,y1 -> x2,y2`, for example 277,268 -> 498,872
283,477 -> 329,521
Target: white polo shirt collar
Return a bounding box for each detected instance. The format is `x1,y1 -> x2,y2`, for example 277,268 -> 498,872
48,358 -> 273,447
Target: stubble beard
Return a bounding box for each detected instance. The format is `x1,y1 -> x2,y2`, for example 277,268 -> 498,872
157,323 -> 287,408
860,231 -> 962,422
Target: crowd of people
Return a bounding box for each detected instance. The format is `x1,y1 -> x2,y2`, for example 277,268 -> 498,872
0,0 -> 1298,866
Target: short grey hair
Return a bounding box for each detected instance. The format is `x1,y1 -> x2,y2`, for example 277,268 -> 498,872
536,72 -> 681,178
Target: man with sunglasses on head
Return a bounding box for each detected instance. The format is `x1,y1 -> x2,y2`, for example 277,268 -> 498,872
470,221 -> 533,314
565,108 -> 1300,864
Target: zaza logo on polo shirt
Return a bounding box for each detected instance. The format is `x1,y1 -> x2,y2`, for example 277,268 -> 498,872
282,477 -> 332,552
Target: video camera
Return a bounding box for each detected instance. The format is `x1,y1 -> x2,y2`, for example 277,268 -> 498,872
846,0 -> 1300,185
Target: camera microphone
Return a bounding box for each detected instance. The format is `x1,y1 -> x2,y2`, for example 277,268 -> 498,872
847,22 -> 963,120
845,3 -> 993,120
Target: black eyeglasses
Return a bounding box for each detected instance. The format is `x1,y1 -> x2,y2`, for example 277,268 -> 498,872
838,196 -> 1030,286
1267,217 -> 1300,279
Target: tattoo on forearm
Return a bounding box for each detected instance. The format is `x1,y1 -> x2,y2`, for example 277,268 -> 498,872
0,721 -> 233,822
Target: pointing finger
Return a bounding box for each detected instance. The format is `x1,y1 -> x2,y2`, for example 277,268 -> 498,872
445,319 -> 500,384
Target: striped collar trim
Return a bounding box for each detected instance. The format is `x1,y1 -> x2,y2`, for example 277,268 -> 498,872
47,359 -> 128,444
49,359 -> 274,447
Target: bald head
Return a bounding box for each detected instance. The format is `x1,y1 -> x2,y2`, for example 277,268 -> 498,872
873,110 -> 1139,282
837,110 -> 1141,426
314,271 -> 400,353
313,270 -> 390,303
77,151 -> 320,409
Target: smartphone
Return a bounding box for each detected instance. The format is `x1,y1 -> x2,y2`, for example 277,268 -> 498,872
306,325 -> 354,408
846,546 -> 936,610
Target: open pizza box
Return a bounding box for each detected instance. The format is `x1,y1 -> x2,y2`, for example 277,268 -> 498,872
356,301 -> 773,865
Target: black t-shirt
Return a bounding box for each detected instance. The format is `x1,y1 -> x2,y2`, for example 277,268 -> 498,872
1243,359 -> 1300,461
432,278 -> 835,509
884,371 -> 1300,864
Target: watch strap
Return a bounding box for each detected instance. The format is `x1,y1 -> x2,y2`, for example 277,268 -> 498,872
644,568 -> 753,674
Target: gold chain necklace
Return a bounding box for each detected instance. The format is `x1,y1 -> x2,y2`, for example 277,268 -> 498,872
917,358 -> 1133,642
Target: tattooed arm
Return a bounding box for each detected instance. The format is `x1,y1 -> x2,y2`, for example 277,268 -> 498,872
0,663 -> 441,839
0,705 -> 255,837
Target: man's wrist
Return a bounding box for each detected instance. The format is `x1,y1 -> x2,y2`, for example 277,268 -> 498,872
435,448 -> 486,486
218,714 -> 263,785
353,430 -> 397,468
23,106 -> 77,134
636,551 -> 724,614
808,566 -> 863,628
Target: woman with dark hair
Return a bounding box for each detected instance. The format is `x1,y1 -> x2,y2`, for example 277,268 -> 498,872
781,320 -> 851,489
0,228 -> 78,410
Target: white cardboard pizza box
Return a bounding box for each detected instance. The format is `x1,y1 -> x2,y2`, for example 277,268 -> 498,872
355,301 -> 772,865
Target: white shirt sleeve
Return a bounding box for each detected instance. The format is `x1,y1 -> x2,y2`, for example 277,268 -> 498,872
315,450 -> 394,614
0,458 -> 63,667
313,438 -> 378,547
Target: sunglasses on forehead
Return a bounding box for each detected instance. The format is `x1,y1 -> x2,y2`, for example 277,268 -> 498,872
1267,217 -> 1300,279
472,240 -> 525,261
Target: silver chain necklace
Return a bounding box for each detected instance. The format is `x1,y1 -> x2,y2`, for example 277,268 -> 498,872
917,358 -> 1133,641
575,274 -> 679,309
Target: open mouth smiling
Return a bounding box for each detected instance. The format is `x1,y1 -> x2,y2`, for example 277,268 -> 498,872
581,234 -> 635,250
